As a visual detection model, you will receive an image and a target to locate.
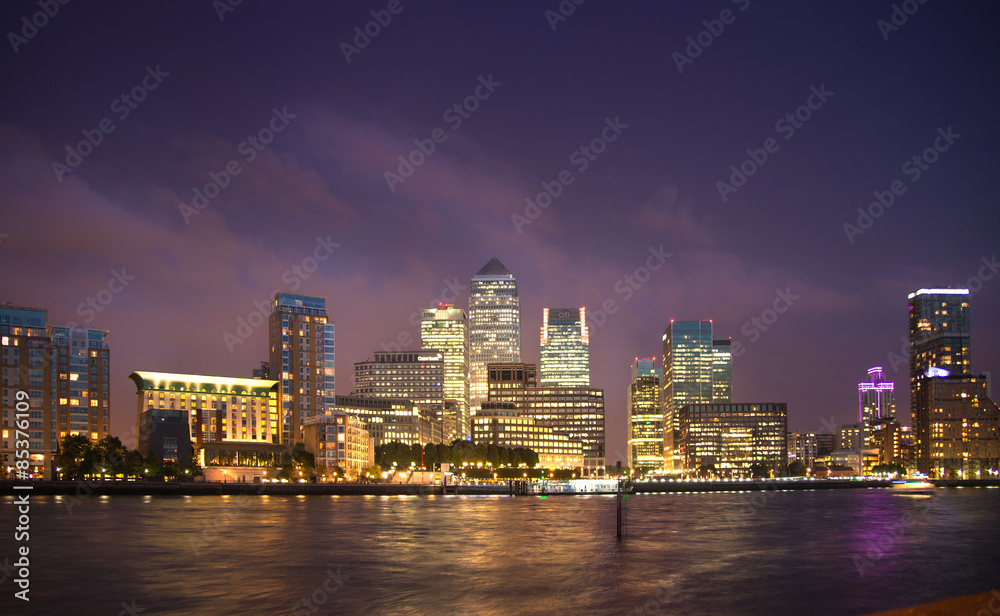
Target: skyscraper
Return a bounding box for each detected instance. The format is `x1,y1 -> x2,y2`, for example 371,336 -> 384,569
662,320 -> 732,471
908,288 -> 970,473
859,366 -> 894,447
420,303 -> 469,440
627,357 -> 662,473
268,293 -> 335,445
469,257 -> 521,409
540,308 -> 589,388
1,304 -> 54,478
908,288 -> 998,476
50,325 -> 111,445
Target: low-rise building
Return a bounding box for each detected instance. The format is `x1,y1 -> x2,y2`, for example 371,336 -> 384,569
473,404 -> 583,468
129,371 -> 283,481
678,402 -> 787,477
303,412 -> 374,479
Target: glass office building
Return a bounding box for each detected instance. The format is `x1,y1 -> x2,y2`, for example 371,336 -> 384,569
469,257 -> 521,409
540,308 -> 589,388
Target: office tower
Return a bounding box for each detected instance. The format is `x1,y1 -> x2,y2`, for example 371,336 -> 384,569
268,293 -> 335,445
353,350 -> 445,418
662,320 -> 732,471
908,288 -> 973,474
787,432 -> 818,469
913,374 -> 998,477
420,303 -> 469,440
627,357 -> 662,473
712,339 -> 733,402
487,362 -> 605,476
469,257 -> 521,409
333,395 -> 446,446
473,403 -> 584,468
678,403 -> 787,477
540,308 -> 589,387
859,366 -> 894,447
50,326 -> 110,444
129,371 -> 281,481
1,304 -> 54,478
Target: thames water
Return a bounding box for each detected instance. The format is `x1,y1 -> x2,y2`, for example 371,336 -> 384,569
2,488 -> 999,615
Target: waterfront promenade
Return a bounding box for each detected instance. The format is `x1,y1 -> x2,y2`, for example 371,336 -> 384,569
2,477 -> 997,496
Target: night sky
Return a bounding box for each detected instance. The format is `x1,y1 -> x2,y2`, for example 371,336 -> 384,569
2,1 -> 998,457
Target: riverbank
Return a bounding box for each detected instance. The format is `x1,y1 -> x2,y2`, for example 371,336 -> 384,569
2,477 -> 997,496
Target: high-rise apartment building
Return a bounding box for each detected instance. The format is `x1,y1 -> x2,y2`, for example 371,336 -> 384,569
420,304 -> 469,440
1,304 -> 54,478
353,350 -> 444,418
469,257 -> 521,409
859,366 -> 894,447
50,326 -> 110,444
268,293 -> 335,445
913,374 -> 998,477
907,287 -> 982,475
662,320 -> 732,471
540,308 -> 589,388
627,358 -> 662,473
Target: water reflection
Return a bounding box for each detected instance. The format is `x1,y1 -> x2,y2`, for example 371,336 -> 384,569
0,490 -> 997,615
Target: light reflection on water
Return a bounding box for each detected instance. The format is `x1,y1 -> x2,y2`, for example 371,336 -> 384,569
1,489 -> 998,615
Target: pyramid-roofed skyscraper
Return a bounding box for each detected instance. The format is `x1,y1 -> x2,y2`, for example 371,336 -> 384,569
469,257 -> 521,410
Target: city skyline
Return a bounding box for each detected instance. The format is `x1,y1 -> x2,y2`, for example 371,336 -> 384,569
1,2 -> 998,461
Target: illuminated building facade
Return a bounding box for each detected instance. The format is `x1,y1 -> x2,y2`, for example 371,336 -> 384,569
352,349 -> 444,418
859,366 -> 894,447
871,419 -> 902,467
473,405 -> 584,468
303,412 -> 374,479
662,320 -> 732,471
908,288 -> 971,470
129,371 -> 282,480
334,395 -> 446,446
787,432 -> 818,468
627,357 -> 662,473
487,362 -> 605,476
469,257 -> 521,409
913,374 -> 998,477
51,326 -> 110,444
269,293 -> 335,445
540,308 -> 589,388
420,303 -> 469,440
678,402 -> 787,477
1,304 -> 54,478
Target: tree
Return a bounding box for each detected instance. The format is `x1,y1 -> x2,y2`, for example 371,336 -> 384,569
96,436 -> 126,479
872,463 -> 905,477
362,465 -> 382,483
55,434 -> 92,480
750,463 -> 771,479
182,455 -> 204,481
123,449 -> 145,480
162,460 -> 179,481
788,459 -> 807,477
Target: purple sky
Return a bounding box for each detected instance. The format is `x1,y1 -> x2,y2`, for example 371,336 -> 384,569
2,1 -> 998,456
